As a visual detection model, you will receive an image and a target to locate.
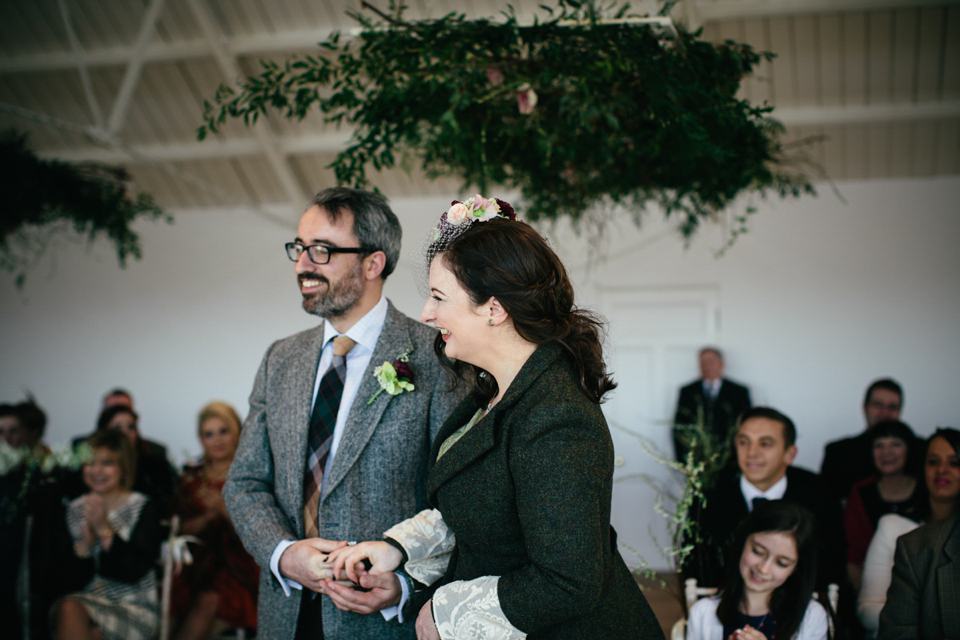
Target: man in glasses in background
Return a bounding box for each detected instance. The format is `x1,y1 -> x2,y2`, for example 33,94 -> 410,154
820,378 -> 909,502
224,187 -> 462,640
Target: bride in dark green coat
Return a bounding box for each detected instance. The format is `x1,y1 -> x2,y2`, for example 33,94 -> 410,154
329,196 -> 664,639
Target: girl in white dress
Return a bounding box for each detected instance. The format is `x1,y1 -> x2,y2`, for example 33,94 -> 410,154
687,502 -> 829,640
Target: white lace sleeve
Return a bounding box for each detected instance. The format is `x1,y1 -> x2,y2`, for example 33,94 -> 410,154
384,508 -> 456,586
432,576 -> 526,639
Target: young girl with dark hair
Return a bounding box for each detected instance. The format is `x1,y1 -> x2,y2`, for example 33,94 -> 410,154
688,501 -> 829,640
326,196 -> 663,639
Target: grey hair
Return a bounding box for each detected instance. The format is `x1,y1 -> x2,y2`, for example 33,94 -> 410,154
311,187 -> 402,279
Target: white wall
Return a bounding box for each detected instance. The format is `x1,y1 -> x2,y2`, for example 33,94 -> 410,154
2,175 -> 958,569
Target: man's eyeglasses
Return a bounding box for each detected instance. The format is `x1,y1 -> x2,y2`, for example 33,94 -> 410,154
285,242 -> 371,265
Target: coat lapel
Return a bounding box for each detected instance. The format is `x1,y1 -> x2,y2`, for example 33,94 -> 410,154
937,517 -> 960,639
285,325 -> 326,528
426,343 -> 563,497
321,303 -> 410,500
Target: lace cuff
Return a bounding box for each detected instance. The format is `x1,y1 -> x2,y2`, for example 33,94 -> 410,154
432,576 -> 526,639
383,509 -> 455,586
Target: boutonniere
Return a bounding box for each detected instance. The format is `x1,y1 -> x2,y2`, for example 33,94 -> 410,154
367,343 -> 415,404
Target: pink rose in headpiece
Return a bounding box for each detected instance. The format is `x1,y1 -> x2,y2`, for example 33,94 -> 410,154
517,84 -> 538,115
446,201 -> 470,226
471,195 -> 501,221
485,66 -> 504,86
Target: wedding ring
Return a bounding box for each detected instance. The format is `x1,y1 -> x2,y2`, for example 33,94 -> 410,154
348,540 -> 357,546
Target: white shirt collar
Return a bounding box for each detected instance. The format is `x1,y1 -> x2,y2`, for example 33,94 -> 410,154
322,295 -> 388,353
740,472 -> 788,510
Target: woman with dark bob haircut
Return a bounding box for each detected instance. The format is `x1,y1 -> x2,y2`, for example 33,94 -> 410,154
688,501 -> 828,640
844,419 -> 923,589
328,197 -> 663,638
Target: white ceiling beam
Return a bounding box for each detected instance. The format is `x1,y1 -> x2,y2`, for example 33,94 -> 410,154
692,0 -> 956,21
184,0 -> 307,206
773,99 -> 960,127
39,130 -> 352,163
57,0 -> 104,129
33,100 -> 960,164
0,28 -> 337,74
106,0 -> 167,137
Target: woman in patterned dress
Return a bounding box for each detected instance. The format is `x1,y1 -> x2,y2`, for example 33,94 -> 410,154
52,429 -> 163,640
170,402 -> 258,639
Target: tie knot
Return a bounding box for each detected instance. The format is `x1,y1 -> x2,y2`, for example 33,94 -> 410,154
333,335 -> 357,357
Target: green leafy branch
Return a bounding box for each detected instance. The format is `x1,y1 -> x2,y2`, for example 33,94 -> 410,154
1,130 -> 169,289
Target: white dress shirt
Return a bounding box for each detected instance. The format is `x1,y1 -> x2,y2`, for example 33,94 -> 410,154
741,473 -> 788,511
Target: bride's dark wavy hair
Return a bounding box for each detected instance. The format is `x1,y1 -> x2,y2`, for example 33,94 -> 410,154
431,218 -> 615,404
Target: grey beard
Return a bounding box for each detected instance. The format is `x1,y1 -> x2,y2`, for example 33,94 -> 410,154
300,263 -> 364,319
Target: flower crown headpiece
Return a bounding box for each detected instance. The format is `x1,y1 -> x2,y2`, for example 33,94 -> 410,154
430,194 -> 518,241
416,195 -> 518,296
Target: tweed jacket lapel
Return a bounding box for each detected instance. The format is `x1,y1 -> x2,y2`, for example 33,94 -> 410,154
322,302 -> 412,500
938,516 -> 960,639
427,343 -> 563,497
288,326 -> 326,519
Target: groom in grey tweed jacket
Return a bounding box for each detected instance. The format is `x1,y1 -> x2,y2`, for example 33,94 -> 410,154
224,188 -> 461,639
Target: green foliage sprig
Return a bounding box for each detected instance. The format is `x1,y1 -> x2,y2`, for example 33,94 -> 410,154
200,0 -> 813,238
1,130 -> 169,288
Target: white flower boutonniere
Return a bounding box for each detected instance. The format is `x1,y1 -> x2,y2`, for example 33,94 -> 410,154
368,344 -> 415,405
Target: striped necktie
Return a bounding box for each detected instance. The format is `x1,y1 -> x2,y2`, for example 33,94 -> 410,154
303,335 -> 356,538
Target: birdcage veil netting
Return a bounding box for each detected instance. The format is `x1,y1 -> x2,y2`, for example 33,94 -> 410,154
413,195 -> 517,297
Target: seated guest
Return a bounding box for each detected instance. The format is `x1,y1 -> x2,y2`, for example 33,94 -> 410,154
15,396 -> 51,455
673,347 -> 751,463
859,428 -> 960,637
0,402 -> 26,448
877,512 -> 960,640
50,429 -> 163,640
844,419 -> 923,589
0,403 -> 28,633
821,379 -> 906,502
684,407 -> 845,592
97,406 -> 177,514
170,402 -> 258,640
687,502 -> 829,640
100,388 -> 169,461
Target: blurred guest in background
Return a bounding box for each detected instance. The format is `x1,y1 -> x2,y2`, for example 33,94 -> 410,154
96,406 -> 176,514
844,420 -> 923,590
100,389 -> 169,461
859,428 -> 960,637
673,347 -> 751,463
50,429 -> 163,640
821,379 -> 905,502
1,402 -> 26,448
171,402 -> 258,640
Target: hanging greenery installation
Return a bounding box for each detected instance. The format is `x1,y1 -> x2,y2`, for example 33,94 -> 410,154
1,130 -> 168,289
199,0 -> 814,239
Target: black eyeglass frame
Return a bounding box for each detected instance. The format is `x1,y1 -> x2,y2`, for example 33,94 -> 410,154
284,242 -> 374,265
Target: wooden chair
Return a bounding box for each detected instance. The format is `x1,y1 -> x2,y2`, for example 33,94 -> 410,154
670,578 -> 839,639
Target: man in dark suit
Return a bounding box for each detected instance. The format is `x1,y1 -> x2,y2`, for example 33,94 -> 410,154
223,188 -> 462,640
673,347 -> 751,462
683,407 -> 845,592
878,514 -> 960,640
820,378 -> 904,501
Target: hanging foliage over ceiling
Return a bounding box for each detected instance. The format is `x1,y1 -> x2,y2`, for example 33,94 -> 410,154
1,130 -> 168,289
199,0 -> 814,239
